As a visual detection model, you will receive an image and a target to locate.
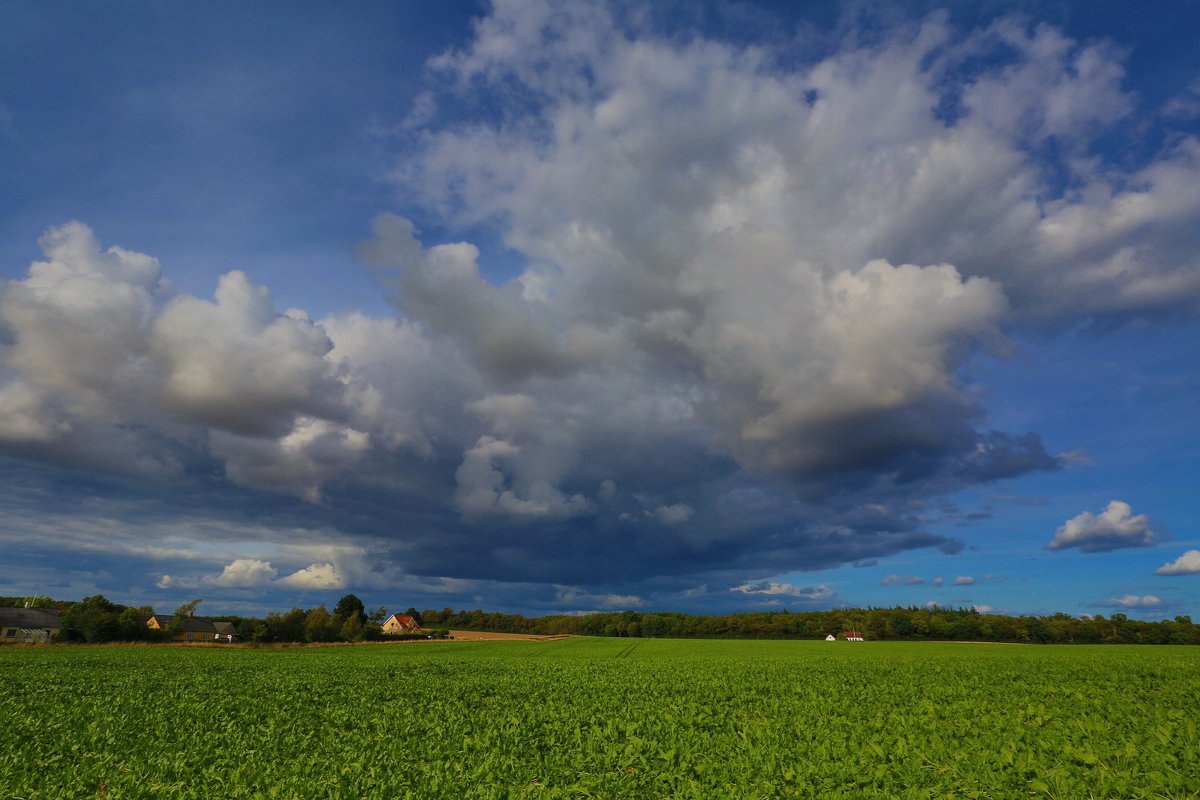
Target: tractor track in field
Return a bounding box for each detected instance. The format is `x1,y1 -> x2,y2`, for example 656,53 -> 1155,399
615,641 -> 641,659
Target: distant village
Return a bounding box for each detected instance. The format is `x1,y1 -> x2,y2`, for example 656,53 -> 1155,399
0,594 -> 440,645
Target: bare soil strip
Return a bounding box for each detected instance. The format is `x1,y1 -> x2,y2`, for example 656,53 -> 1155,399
445,630 -> 574,642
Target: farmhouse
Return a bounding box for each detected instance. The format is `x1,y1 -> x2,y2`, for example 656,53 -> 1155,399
146,613 -> 239,642
381,613 -> 422,635
842,631 -> 865,641
0,606 -> 61,643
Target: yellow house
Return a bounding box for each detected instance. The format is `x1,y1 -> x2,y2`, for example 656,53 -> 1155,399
381,614 -> 422,635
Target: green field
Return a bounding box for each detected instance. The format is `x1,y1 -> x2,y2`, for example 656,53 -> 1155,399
2,638 -> 1196,798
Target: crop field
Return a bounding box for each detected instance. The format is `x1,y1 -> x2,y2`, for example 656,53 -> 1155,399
2,638 -> 1197,798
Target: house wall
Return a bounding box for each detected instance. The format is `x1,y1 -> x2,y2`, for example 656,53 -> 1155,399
1,626 -> 57,643
382,617 -> 420,635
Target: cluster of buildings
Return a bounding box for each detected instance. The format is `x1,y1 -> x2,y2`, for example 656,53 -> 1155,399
145,612 -> 240,643
1,605 -> 426,644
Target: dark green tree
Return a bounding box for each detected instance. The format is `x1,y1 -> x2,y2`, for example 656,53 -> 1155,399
333,593 -> 366,624
305,605 -> 339,643
60,595 -> 120,642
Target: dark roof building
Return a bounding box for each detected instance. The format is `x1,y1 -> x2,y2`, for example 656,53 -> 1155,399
146,614 -> 238,642
0,606 -> 62,642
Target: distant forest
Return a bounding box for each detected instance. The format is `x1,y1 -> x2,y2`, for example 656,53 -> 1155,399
418,606 -> 1200,645
5,596 -> 1197,645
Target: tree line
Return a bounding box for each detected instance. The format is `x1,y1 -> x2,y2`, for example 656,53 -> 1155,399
415,605 -> 1200,645
8,594 -> 1196,645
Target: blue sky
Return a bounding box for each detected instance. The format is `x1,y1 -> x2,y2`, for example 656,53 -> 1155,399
2,0 -> 1198,620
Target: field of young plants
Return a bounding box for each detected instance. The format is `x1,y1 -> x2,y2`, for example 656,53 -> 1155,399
2,638 -> 1196,798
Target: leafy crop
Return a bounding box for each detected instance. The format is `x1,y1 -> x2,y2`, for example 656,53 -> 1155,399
2,639 -> 1196,798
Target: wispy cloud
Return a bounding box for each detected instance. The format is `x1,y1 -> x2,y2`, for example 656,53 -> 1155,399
881,575 -> 926,587
1102,594 -> 1162,609
731,582 -> 835,602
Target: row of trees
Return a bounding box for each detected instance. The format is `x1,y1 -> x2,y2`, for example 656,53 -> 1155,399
229,597 -> 450,643
21,594 -> 1198,645
233,595 -> 388,644
416,606 -> 1200,645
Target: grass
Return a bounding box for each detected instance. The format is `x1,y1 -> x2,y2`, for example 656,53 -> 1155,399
2,638 -> 1197,798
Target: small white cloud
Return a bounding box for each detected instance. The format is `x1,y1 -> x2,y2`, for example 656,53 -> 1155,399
208,558 -> 278,588
881,574 -> 925,586
932,576 -> 944,587
972,604 -> 994,614
278,562 -> 343,590
156,575 -> 172,589
1156,549 -> 1200,576
953,576 -> 975,585
1105,594 -> 1161,609
649,503 -> 693,525
1047,500 -> 1158,552
732,581 -> 834,601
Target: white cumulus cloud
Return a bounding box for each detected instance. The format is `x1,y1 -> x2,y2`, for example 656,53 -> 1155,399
207,558 -> 279,588
1047,500 -> 1158,552
278,562 -> 344,590
1156,550 -> 1200,576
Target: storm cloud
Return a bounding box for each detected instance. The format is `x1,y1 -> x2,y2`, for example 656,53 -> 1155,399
3,2 -> 1197,610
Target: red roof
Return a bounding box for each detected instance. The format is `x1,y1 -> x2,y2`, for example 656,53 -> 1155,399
843,631 -> 863,637
389,614 -> 420,630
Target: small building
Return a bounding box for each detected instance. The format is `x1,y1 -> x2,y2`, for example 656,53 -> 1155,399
0,606 -> 61,643
146,613 -> 238,643
212,620 -> 239,643
842,631 -> 865,642
825,634 -> 836,641
381,614 -> 422,635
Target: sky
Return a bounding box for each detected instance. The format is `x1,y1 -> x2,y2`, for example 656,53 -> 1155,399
1,0 -> 1198,620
